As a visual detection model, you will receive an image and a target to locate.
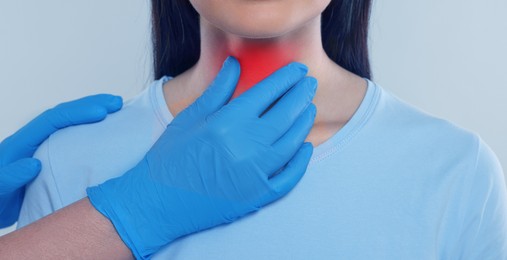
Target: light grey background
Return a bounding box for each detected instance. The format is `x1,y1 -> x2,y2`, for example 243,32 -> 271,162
1,0 -> 506,236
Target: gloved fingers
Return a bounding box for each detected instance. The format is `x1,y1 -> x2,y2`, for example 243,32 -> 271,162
260,77 -> 317,143
171,56 -> 240,128
228,62 -> 308,117
0,158 -> 41,196
270,103 -> 316,168
259,142 -> 313,207
44,94 -> 123,128
0,94 -> 122,162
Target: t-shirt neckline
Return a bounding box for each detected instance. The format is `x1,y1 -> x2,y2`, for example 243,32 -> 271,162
309,78 -> 380,164
151,76 -> 380,165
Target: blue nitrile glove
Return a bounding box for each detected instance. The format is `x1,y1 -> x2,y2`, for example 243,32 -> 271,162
0,94 -> 123,227
87,56 -> 317,259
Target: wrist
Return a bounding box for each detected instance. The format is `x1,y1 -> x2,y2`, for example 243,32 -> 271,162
86,163 -> 155,259
80,197 -> 134,259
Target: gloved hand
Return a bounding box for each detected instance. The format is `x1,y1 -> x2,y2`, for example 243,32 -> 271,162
0,94 -> 123,227
87,56 -> 317,259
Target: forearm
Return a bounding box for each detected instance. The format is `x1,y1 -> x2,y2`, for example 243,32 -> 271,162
0,198 -> 133,259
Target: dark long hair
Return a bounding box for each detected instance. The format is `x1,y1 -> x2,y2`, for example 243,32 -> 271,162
151,0 -> 372,80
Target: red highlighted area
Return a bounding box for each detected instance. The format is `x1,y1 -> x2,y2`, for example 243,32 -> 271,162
227,40 -> 296,99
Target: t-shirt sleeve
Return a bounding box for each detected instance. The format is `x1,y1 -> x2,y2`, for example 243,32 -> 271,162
17,137 -> 63,229
457,138 -> 507,259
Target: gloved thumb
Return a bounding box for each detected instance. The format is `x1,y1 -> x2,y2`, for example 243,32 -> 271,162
0,158 -> 41,196
173,56 -> 240,126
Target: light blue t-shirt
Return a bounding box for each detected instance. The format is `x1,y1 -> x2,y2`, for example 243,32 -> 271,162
18,76 -> 507,259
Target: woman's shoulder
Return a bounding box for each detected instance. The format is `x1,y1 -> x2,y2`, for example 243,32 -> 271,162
47,76 -> 172,149
33,76 -> 172,197
367,81 -> 504,190
364,81 -> 490,168
370,82 -> 479,144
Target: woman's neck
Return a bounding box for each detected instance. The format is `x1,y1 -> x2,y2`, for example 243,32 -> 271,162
165,15 -> 367,146
188,15 -> 334,99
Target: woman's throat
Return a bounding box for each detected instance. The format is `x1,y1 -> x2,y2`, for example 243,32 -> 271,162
227,41 -> 296,99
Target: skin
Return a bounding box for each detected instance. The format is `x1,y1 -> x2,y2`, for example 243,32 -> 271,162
165,0 -> 368,147
1,0 -> 368,258
0,198 -> 132,259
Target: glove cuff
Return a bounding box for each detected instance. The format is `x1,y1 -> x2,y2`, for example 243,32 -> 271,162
87,181 -> 150,259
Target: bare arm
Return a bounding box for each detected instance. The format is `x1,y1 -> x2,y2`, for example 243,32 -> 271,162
0,198 -> 133,259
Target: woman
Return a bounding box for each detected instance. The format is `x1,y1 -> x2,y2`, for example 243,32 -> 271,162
19,0 -> 507,259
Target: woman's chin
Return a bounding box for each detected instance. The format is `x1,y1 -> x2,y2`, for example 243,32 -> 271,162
217,20 -> 297,40
229,29 -> 288,40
